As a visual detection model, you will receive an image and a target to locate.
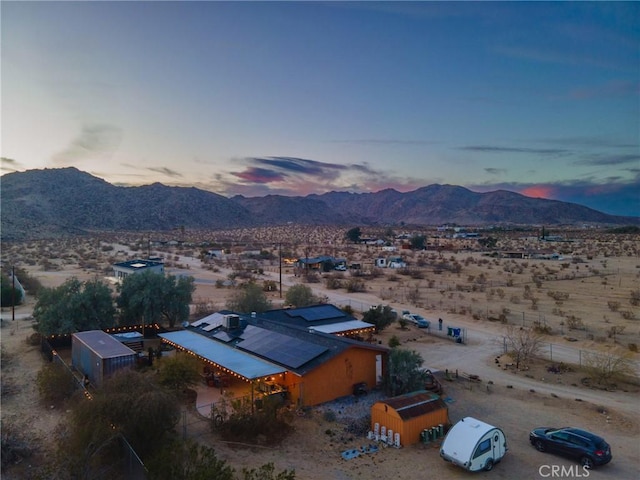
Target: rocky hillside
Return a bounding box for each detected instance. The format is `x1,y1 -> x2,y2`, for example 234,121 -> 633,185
1,167 -> 637,240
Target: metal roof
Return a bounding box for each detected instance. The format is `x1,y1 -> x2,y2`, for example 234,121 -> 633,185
158,330 -> 285,380
73,330 -> 136,359
310,320 -> 375,334
375,390 -> 448,421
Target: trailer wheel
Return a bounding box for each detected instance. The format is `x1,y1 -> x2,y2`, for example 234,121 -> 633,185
484,458 -> 494,471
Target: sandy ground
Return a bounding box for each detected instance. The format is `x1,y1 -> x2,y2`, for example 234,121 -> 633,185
1,236 -> 639,479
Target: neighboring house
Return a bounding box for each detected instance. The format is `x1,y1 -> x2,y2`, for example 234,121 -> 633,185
112,259 -> 164,280
259,304 -> 376,340
296,256 -> 345,272
72,330 -> 137,387
375,256 -> 407,269
160,307 -> 388,407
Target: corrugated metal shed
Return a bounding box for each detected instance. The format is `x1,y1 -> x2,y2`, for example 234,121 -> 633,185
73,330 -> 137,359
159,330 -> 286,380
72,330 -> 137,387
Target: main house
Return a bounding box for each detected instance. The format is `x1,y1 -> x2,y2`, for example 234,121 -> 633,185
159,305 -> 388,407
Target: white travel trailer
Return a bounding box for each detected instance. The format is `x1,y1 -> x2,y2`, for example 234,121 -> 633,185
440,417 -> 507,472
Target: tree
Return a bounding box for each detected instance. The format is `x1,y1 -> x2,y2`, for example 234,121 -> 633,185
503,325 -> 543,369
0,272 -> 23,308
382,348 -> 427,396
345,227 -> 362,244
410,235 -> 426,250
33,277 -> 116,335
285,284 -> 318,308
157,353 -> 201,393
53,369 -> 179,479
583,351 -> 635,387
147,440 -> 235,480
117,272 -> 195,327
362,305 -> 396,333
478,236 -> 498,249
226,282 -> 272,314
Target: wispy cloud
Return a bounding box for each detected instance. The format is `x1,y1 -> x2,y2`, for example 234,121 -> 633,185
232,167 -> 286,184
484,168 -> 507,175
330,138 -> 438,146
147,166 -> 183,178
0,157 -> 22,174
573,154 -> 640,167
460,145 -> 569,155
51,123 -> 122,165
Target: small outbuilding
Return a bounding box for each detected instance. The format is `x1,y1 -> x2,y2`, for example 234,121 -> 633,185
371,390 -> 450,446
72,330 -> 137,387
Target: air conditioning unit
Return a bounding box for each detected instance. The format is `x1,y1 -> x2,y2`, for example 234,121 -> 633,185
224,314 -> 240,330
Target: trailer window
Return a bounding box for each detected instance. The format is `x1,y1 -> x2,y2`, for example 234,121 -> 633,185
473,438 -> 491,458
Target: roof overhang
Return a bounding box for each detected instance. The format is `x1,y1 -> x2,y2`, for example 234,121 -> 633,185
159,330 -> 286,380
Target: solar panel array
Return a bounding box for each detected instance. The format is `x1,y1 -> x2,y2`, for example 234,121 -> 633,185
237,325 -> 327,369
287,305 -> 343,322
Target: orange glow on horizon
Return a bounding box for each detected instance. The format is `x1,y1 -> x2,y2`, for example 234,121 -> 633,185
520,185 -> 555,199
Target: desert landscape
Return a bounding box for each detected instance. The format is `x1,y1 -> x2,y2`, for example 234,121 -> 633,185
1,225 -> 639,479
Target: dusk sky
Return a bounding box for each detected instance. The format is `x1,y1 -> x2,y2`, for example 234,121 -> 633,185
2,1 -> 639,216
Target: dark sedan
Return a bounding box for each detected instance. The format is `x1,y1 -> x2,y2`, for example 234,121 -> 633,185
529,427 -> 612,469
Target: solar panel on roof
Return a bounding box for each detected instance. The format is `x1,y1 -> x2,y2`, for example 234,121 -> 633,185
203,321 -> 222,332
237,326 -> 327,369
190,318 -> 209,327
288,305 -> 343,322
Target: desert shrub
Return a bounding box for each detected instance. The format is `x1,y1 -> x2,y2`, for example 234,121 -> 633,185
388,335 -> 401,348
263,280 -> 278,292
1,421 -> 34,470
157,354 -> 201,393
216,396 -> 293,445
620,310 -> 636,320
566,316 -> 584,330
325,276 -> 342,290
345,278 -> 366,293
607,301 -> 620,312
630,289 -> 640,307
36,362 -> 77,405
629,343 -> 638,353
533,321 -> 552,335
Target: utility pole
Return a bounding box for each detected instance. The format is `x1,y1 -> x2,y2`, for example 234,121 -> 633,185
279,243 -> 282,298
12,266 -> 16,323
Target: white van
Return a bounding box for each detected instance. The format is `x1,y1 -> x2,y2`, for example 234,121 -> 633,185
440,417 -> 507,472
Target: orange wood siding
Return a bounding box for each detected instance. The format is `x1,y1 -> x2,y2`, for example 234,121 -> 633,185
371,402 -> 449,446
296,347 -> 382,406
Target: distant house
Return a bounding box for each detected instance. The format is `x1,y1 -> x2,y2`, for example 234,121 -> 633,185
296,256 -> 345,272
113,259 -> 164,280
376,256 -> 407,268
259,304 -> 375,340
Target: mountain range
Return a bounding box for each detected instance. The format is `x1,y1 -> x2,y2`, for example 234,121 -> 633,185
1,167 -> 637,241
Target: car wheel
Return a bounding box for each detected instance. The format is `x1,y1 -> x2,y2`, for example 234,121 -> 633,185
580,456 -> 594,469
534,440 -> 545,452
484,459 -> 494,471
